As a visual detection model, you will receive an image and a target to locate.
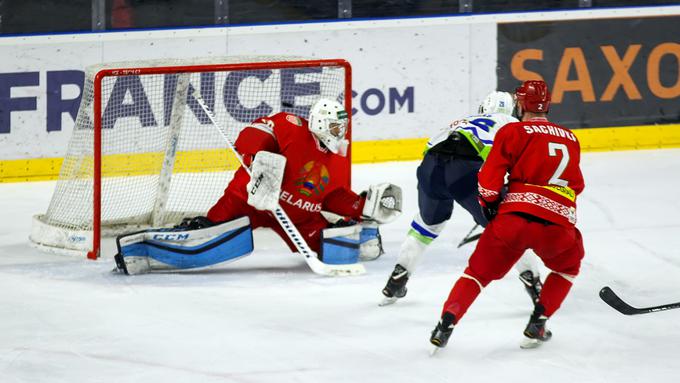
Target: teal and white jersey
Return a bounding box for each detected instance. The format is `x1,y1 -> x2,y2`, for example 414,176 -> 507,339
426,113 -> 518,160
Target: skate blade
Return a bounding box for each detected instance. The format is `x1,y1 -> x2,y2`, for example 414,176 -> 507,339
520,337 -> 542,349
379,297 -> 398,307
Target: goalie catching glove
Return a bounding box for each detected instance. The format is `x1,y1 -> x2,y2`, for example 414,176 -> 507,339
362,183 -> 403,224
247,151 -> 286,211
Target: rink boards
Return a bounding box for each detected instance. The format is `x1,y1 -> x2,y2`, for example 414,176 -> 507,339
1,5 -> 680,182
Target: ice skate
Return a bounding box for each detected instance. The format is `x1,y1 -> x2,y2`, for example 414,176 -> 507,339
429,312 -> 455,354
379,264 -> 409,306
518,270 -> 543,304
520,305 -> 552,349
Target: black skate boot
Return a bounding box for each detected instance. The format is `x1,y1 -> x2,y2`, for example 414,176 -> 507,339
520,304 -> 552,349
519,270 -> 543,304
430,312 -> 456,352
379,264 -> 409,306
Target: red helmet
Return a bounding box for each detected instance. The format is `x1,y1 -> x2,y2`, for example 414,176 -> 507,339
515,80 -> 551,113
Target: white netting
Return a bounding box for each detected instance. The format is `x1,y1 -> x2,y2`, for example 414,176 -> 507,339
31,57 -> 348,254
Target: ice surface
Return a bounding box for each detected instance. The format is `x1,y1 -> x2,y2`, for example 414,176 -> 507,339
1,149 -> 680,382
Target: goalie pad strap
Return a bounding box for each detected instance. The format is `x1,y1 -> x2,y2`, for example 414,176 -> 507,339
323,237 -> 360,249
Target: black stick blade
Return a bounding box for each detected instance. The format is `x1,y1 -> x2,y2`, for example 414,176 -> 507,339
599,286 -> 640,315
600,286 -> 680,315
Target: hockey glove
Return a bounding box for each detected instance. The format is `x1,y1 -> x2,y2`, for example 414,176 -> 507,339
479,196 -> 500,222
247,151 -> 286,211
362,183 -> 403,224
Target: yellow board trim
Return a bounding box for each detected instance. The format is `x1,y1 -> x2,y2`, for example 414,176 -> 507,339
94,149 -> 239,178
2,123 -> 680,183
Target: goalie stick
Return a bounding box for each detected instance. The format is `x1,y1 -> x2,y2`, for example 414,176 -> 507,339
599,286 -> 680,315
192,89 -> 365,276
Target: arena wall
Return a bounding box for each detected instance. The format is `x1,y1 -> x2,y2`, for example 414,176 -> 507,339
1,5 -> 679,182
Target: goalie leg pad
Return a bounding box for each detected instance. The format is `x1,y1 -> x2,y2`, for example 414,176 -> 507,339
359,221 -> 384,261
115,216 -> 253,275
320,224 -> 361,265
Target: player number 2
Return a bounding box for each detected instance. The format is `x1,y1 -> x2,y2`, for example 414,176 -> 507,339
548,142 -> 569,187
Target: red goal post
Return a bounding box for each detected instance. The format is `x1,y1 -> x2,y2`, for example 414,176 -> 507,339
30,57 -> 352,260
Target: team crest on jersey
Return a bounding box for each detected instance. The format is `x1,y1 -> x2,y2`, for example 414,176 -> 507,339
286,115 -> 303,126
295,161 -> 330,196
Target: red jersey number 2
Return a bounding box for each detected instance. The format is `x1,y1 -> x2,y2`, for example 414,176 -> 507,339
548,142 -> 570,187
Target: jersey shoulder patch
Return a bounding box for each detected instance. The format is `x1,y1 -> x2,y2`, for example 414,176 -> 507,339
285,114 -> 303,126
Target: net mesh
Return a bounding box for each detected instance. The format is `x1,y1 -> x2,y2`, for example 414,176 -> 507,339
40,57 -> 348,238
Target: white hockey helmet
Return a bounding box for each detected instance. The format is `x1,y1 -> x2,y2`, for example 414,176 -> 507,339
478,91 -> 515,116
308,98 -> 349,156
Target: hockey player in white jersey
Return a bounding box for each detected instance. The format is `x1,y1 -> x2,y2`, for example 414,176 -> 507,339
380,91 -> 543,305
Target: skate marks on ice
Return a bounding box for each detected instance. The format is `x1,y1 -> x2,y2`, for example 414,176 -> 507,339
9,346 -> 323,381
3,152 -> 680,382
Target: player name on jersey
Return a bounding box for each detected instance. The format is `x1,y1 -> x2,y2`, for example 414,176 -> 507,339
279,190 -> 323,213
522,125 -> 577,142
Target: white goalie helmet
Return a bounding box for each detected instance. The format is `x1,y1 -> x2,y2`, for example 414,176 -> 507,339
478,91 -> 515,116
308,98 -> 350,156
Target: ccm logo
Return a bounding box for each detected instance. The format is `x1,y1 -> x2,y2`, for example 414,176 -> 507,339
152,233 -> 190,241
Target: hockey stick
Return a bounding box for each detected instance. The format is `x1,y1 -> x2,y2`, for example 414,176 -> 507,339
192,89 -> 365,276
599,286 -> 680,315
457,224 -> 481,248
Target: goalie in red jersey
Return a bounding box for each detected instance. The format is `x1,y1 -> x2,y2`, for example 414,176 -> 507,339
206,98 -> 401,254
429,80 -> 585,351
114,98 -> 402,275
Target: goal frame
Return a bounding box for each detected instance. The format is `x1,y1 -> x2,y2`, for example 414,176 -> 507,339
81,59 -> 352,259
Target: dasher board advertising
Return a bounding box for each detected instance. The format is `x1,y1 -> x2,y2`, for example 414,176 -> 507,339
497,16 -> 680,128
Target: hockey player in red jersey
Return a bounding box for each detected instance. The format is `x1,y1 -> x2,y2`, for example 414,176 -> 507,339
114,98 -> 401,275
206,98 -> 401,253
429,80 -> 585,350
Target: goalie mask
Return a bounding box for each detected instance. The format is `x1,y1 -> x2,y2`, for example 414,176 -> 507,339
308,98 -> 350,156
478,91 -> 515,116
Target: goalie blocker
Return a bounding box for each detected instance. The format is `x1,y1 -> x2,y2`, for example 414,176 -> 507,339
115,216 -> 381,275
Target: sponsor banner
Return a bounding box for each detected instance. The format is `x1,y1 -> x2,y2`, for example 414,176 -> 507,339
0,20 -> 494,161
2,7 -> 680,178
3,122 -> 680,183
497,16 -> 680,128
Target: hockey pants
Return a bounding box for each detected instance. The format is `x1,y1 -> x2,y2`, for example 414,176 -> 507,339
207,192 -> 328,253
442,213 -> 585,322
416,152 -> 487,227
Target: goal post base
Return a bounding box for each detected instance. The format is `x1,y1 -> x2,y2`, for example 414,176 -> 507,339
30,214 -> 92,256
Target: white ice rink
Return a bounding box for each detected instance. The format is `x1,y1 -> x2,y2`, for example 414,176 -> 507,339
1,149 -> 679,383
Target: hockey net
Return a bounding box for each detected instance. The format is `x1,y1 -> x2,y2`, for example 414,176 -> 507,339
30,57 -> 352,259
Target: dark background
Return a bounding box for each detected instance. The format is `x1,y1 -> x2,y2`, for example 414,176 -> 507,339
1,0 -> 679,34
497,16 -> 680,128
